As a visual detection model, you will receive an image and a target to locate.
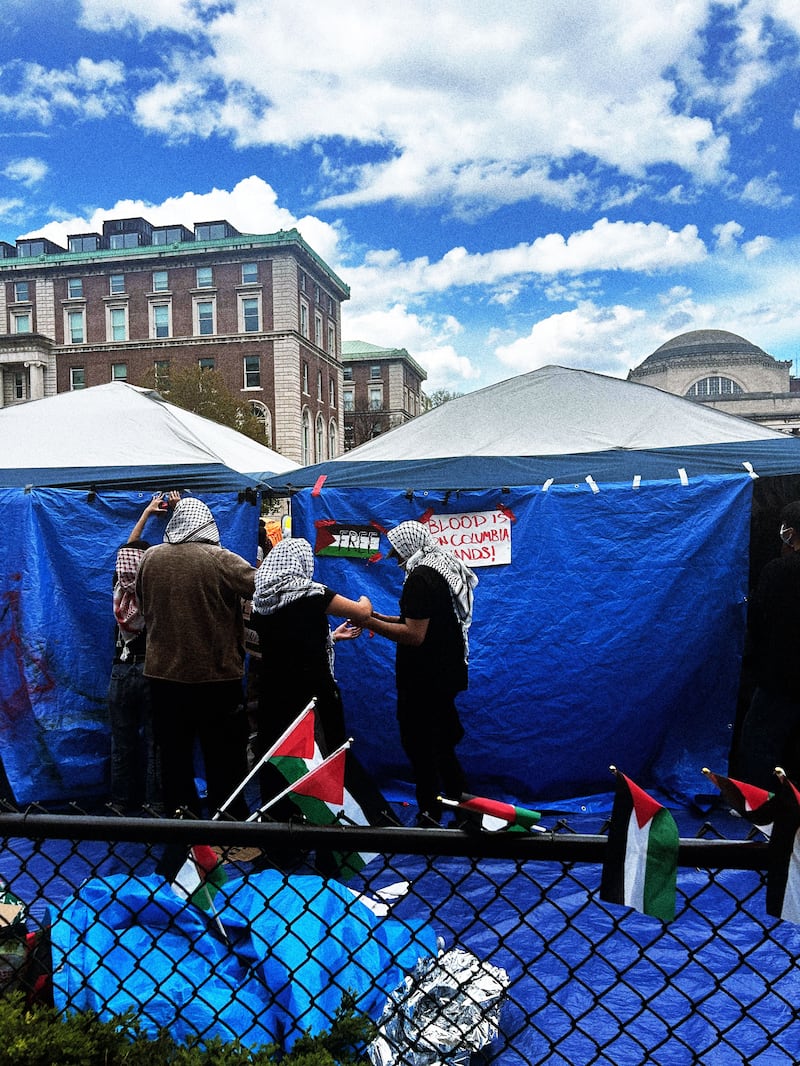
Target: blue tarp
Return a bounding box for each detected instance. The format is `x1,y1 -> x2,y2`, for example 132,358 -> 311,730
0,488 -> 258,805
51,869 -> 438,1050
291,474 -> 753,803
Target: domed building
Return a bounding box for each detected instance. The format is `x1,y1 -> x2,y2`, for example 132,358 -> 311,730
628,329 -> 800,433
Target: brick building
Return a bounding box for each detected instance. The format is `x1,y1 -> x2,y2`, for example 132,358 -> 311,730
0,218 -> 349,463
341,339 -> 427,449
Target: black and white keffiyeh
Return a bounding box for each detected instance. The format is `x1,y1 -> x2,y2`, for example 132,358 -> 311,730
163,498 -> 220,545
113,546 -> 147,659
252,537 -> 327,616
387,521 -> 478,660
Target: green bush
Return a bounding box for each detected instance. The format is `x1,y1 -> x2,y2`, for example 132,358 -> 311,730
0,991 -> 377,1066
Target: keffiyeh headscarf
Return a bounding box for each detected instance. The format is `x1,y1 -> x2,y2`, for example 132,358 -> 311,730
164,498 -> 220,545
252,537 -> 327,616
388,521 -> 478,662
113,546 -> 147,659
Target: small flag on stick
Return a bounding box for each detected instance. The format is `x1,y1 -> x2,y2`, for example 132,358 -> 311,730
158,844 -> 227,916
767,767 -> 800,923
701,767 -> 776,826
600,766 -> 678,923
440,793 -> 542,832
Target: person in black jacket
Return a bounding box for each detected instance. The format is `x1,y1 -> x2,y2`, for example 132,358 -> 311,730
365,521 -> 478,825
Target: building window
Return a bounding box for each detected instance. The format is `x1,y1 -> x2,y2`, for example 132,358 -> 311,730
299,271 -> 307,293
110,274 -> 125,294
111,362 -> 127,382
154,359 -> 170,390
70,367 -> 86,390
302,362 -> 309,394
239,295 -> 260,333
241,262 -> 258,284
152,270 -> 169,292
370,364 -> 381,379
343,388 -> 354,412
328,295 -> 335,315
66,309 -> 85,344
314,313 -> 323,348
151,302 -> 171,339
109,232 -> 140,249
327,323 -> 335,354
67,278 -> 83,299
13,312 -> 31,334
14,281 -> 29,302
301,408 -> 312,464
685,376 -> 744,398
369,385 -> 382,410
13,373 -> 25,401
343,366 -> 353,382
300,300 -> 309,339
244,355 -> 261,389
193,297 -> 216,336
316,414 -> 325,460
196,266 -> 213,288
107,305 -> 128,342
317,369 -> 323,401
314,284 -> 321,303
199,357 -> 215,371
329,378 -> 336,407
249,400 -> 272,446
328,420 -> 338,459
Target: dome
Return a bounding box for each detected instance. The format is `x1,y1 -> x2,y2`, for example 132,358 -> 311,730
636,329 -> 773,369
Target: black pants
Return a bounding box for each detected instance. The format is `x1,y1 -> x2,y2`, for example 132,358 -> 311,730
150,679 -> 249,819
397,689 -> 467,820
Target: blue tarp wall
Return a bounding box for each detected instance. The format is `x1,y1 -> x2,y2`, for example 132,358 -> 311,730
0,487 -> 258,805
292,474 -> 754,804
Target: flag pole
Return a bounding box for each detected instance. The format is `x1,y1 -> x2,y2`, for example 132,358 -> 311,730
246,738 -> 352,823
213,698 -> 317,820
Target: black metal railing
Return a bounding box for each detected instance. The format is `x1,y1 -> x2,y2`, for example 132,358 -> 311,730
0,809 -> 794,1065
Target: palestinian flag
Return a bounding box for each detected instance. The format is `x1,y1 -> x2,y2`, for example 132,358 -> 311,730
445,793 -> 541,832
264,744 -> 375,880
702,767 -> 776,826
767,773 -> 800,923
272,703 -> 316,760
600,770 -> 679,922
158,844 -> 227,912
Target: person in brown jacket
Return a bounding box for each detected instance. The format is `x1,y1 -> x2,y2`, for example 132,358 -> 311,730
136,497 -> 255,818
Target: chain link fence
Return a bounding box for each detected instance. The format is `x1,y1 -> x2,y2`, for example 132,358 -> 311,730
0,808 -> 796,1065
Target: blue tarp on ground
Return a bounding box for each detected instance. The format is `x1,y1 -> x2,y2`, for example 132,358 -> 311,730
0,488 -> 258,805
291,475 -> 753,803
51,869 -> 438,1050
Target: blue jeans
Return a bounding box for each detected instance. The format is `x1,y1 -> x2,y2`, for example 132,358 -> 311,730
108,661 -> 162,812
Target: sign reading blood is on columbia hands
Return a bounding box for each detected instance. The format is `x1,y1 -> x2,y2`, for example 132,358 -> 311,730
428,510 -> 511,567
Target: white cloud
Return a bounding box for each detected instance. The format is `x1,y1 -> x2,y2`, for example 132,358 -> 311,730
99,1 -> 762,215
342,302 -> 479,391
0,58 -> 126,124
713,220 -> 745,249
739,172 -> 793,208
494,301 -> 647,376
2,157 -> 48,187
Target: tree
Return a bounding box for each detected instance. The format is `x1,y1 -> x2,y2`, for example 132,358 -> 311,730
137,365 -> 268,444
425,388 -> 462,409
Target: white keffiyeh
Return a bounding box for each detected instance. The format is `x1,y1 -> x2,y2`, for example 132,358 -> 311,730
164,498 -> 220,545
388,521 -> 478,662
252,537 -> 327,616
113,545 -> 147,660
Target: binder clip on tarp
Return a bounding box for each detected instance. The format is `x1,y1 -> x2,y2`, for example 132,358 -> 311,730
368,947 -> 509,1066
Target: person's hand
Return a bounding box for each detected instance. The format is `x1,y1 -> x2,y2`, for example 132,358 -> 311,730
166,491 -> 181,507
143,492 -> 168,517
332,621 -> 362,643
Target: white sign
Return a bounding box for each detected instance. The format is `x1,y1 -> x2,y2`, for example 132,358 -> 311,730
428,509 -> 511,567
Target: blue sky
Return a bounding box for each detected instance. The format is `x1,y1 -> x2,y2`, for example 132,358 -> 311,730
1,0 -> 799,393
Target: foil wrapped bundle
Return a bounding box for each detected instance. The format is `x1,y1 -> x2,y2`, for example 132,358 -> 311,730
368,947 -> 509,1066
